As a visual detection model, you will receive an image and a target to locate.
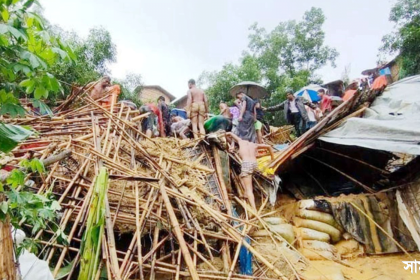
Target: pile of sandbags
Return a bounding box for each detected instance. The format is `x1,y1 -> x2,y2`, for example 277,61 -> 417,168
293,200 -> 344,260
251,217 -> 305,279
334,233 -> 365,259
252,217 -> 295,244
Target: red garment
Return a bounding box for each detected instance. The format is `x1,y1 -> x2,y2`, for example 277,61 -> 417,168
342,89 -> 357,101
371,75 -> 388,90
147,103 -> 163,131
320,95 -> 332,113
100,84 -> 121,107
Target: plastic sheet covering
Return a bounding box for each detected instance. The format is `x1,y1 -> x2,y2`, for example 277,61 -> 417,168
13,228 -> 54,280
265,175 -> 281,206
239,237 -> 253,275
320,75 -> 420,155
232,207 -> 253,275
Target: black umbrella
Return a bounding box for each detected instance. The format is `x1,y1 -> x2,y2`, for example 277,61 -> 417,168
229,81 -> 269,99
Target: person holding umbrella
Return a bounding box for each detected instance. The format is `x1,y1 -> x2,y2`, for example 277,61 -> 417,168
229,81 -> 270,143
265,90 -> 315,137
235,91 -> 257,143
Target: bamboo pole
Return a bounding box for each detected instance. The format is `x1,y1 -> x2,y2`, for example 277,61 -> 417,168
149,198 -> 163,280
134,183 -> 145,280
57,156 -> 92,204
159,177 -> 200,280
0,215 -> 16,280
212,145 -> 233,217
52,179 -> 96,276
105,196 -> 122,280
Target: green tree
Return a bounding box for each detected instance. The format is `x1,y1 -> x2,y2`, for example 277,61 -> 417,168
0,2 -> 72,276
115,72 -> 143,108
200,7 -> 338,125
198,54 -> 262,112
341,64 -> 351,88
50,26 -> 145,109
380,0 -> 420,77
0,0 -> 74,146
49,26 -> 117,94
0,0 -> 74,103
248,7 -> 338,93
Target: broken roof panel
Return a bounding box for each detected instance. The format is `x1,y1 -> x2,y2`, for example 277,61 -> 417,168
320,75 -> 420,155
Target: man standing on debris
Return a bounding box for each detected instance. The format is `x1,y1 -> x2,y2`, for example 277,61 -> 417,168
186,79 -> 208,139
89,76 -> 111,100
226,132 -> 274,211
157,96 -> 171,137
265,90 -> 314,137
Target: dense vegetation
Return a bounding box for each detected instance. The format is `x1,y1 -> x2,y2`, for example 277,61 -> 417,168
380,0 -> 420,78
0,1 -> 71,262
0,1 -> 140,269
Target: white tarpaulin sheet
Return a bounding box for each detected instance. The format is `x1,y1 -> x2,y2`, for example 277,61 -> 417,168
13,228 -> 54,280
320,75 -> 420,155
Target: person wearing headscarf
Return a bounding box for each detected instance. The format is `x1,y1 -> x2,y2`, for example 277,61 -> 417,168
234,91 -> 256,143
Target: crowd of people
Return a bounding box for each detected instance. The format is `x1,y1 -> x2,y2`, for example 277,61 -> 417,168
88,76 -> 332,142
88,76 -> 336,211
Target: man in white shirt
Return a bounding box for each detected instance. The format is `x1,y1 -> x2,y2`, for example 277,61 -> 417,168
305,104 -> 322,132
265,91 -> 315,136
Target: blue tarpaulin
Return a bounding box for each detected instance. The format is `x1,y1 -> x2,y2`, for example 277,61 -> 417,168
239,237 -> 253,275
170,108 -> 187,119
232,207 -> 253,275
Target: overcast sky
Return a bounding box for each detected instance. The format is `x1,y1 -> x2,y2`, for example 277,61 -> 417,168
40,0 -> 396,98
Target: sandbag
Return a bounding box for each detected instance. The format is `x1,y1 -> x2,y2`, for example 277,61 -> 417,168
334,239 -> 364,258
269,224 -> 295,244
299,248 -> 338,261
253,224 -> 295,244
262,217 -> 287,225
294,217 -> 341,243
297,209 -> 343,232
303,240 -> 337,253
252,229 -> 271,237
298,199 -> 332,213
295,227 -> 331,242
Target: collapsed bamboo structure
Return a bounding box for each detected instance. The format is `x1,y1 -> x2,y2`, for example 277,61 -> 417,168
1,91 -> 306,279
1,81 -> 403,279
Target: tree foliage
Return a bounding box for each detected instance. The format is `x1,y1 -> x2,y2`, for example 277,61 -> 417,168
115,72 -> 143,108
49,26 -> 117,94
200,7 -> 338,125
380,0 -> 420,77
0,160 -> 66,256
0,1 -> 68,257
49,26 -> 144,107
198,55 -> 261,112
0,0 -> 74,117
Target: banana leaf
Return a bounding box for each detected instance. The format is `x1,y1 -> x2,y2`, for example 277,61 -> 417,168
32,99 -> 53,116
0,123 -> 33,153
0,102 -> 26,117
78,167 -> 108,280
53,260 -> 75,279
